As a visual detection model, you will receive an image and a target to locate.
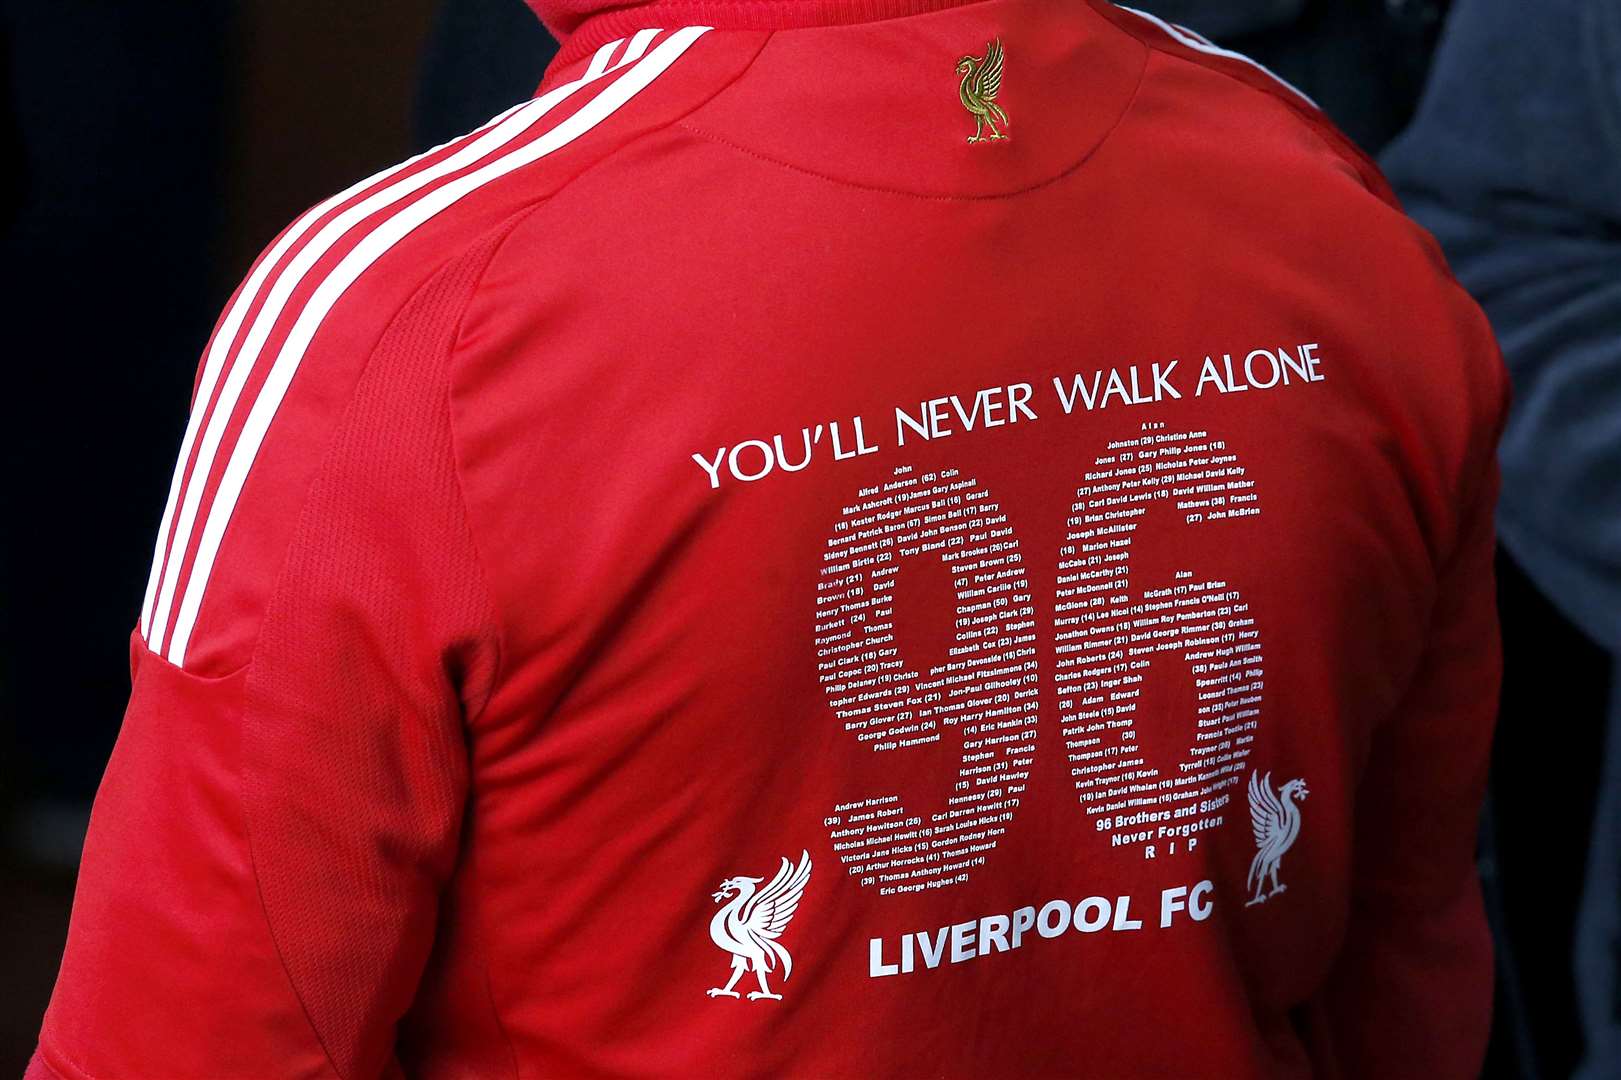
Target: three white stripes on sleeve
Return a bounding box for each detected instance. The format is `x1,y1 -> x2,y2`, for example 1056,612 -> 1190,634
139,26 -> 708,667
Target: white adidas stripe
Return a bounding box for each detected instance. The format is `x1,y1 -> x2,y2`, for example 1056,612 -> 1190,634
161,25 -> 711,666
144,46 -> 626,651
144,31 -> 676,655
1163,21 -> 1214,48
1114,5 -> 1320,111
138,99 -> 533,640
589,27 -> 660,78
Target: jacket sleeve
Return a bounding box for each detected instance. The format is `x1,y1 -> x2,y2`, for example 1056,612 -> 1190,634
1318,452 -> 1502,1076
28,256 -> 501,1080
1305,232 -> 1509,1071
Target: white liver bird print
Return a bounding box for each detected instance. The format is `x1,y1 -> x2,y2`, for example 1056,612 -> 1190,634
1247,770 -> 1309,906
706,851 -> 812,1001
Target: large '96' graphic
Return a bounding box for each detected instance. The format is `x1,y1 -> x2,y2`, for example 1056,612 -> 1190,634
815,427 -> 1264,892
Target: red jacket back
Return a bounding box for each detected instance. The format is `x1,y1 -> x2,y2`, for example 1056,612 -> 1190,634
33,2 -> 1508,1078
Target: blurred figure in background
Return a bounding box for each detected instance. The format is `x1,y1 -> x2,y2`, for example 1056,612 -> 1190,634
1384,0 -> 1621,1077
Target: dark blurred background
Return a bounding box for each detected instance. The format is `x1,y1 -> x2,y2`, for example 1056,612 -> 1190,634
0,0 -> 552,1066
2,2 -> 1615,1077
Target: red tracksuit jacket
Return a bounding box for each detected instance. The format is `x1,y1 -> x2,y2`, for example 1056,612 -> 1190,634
30,2 -> 1509,1077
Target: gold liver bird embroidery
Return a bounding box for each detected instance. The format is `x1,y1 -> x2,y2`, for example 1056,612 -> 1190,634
956,38 -> 1008,143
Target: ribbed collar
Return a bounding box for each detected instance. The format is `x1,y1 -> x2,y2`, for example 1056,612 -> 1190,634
537,0 -> 988,67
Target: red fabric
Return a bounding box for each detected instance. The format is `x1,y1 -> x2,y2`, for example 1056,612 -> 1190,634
35,3 -> 1508,1077
22,1052 -> 64,1080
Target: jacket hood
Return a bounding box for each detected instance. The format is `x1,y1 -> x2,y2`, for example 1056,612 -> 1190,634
525,1 -> 981,50
523,0 -> 631,42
